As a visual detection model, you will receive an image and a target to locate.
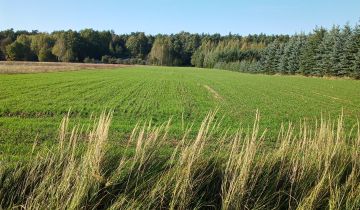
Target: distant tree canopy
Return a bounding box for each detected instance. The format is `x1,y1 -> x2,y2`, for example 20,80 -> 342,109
148,36 -> 175,66
1,22 -> 360,78
125,32 -> 151,59
6,34 -> 36,61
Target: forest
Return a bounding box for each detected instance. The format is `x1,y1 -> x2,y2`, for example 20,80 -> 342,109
1,23 -> 359,78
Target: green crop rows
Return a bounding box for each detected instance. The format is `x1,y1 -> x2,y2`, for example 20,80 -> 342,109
1,66 -> 360,162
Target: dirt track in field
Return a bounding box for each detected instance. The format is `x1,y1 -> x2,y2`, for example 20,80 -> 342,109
203,84 -> 223,100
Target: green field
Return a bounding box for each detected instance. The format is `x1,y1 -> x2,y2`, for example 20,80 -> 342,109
1,66 -> 360,161
1,66 -> 360,209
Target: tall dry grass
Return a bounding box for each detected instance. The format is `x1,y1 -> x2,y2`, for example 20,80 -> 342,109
0,110 -> 359,209
0,61 -> 127,74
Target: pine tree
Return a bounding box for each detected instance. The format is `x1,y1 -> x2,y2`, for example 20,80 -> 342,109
299,27 -> 326,76
339,24 -> 355,76
353,51 -> 360,79
260,45 -> 271,73
329,26 -> 343,76
275,42 -> 285,73
351,24 -> 360,78
318,30 -> 335,76
260,39 -> 281,74
288,35 -> 305,74
279,40 -> 295,74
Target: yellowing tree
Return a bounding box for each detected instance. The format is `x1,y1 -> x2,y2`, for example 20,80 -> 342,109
149,36 -> 174,66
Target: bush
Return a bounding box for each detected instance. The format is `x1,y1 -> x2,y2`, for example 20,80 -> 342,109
84,57 -> 99,63
101,55 -> 112,63
38,48 -> 56,62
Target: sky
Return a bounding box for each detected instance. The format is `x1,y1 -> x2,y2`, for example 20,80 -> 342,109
0,0 -> 359,35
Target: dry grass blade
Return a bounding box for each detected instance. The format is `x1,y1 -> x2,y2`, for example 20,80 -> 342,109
0,110 -> 359,209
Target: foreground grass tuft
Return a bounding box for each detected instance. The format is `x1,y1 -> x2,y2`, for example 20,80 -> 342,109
0,111 -> 359,209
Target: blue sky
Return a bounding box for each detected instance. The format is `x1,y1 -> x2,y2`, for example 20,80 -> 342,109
0,0 -> 359,35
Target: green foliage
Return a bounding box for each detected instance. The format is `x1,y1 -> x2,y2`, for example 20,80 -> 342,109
213,60 -> 261,73
299,27 -> 326,76
351,24 -> 360,78
0,22 -> 360,78
109,34 -> 128,58
125,32 -> 150,59
175,32 -> 201,65
31,34 -> 56,61
0,37 -> 13,60
5,35 -> 36,61
255,24 -> 360,78
318,29 -> 335,75
339,24 -> 356,75
192,36 -> 265,69
38,48 -> 55,62
279,40 -> 291,74
329,26 -> 345,76
149,36 -> 177,66
5,42 -> 26,61
288,35 -> 306,74
52,31 -> 84,62
261,39 -> 283,73
353,51 -> 360,79
80,29 -> 112,59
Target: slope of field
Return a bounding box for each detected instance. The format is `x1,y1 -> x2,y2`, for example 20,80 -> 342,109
0,66 -> 360,162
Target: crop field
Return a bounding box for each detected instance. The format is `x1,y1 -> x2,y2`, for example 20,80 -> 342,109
3,0 -> 360,207
1,66 -> 360,162
1,65 -> 360,209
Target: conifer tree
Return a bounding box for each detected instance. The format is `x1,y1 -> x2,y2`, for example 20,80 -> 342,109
261,39 -> 281,73
339,24 -> 355,76
351,24 -> 360,78
299,27 -> 326,76
279,37 -> 296,74
287,35 -> 305,74
318,30 -> 331,75
329,26 -> 343,76
353,51 -> 360,79
275,42 -> 285,73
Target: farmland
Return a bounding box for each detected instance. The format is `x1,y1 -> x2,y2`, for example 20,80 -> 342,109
2,0 -> 360,208
0,65 -> 360,209
1,65 -> 360,162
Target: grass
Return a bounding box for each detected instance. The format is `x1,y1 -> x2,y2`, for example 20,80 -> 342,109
0,111 -> 359,209
0,65 -> 359,209
0,61 -> 127,74
0,66 -> 360,163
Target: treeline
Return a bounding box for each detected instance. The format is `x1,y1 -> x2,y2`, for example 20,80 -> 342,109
0,29 -> 151,64
192,24 -> 360,79
0,29 -> 287,66
0,23 -> 359,78
0,29 -> 270,66
0,29 -> 203,65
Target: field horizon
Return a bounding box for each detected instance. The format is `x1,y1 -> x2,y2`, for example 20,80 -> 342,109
1,63 -> 360,209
